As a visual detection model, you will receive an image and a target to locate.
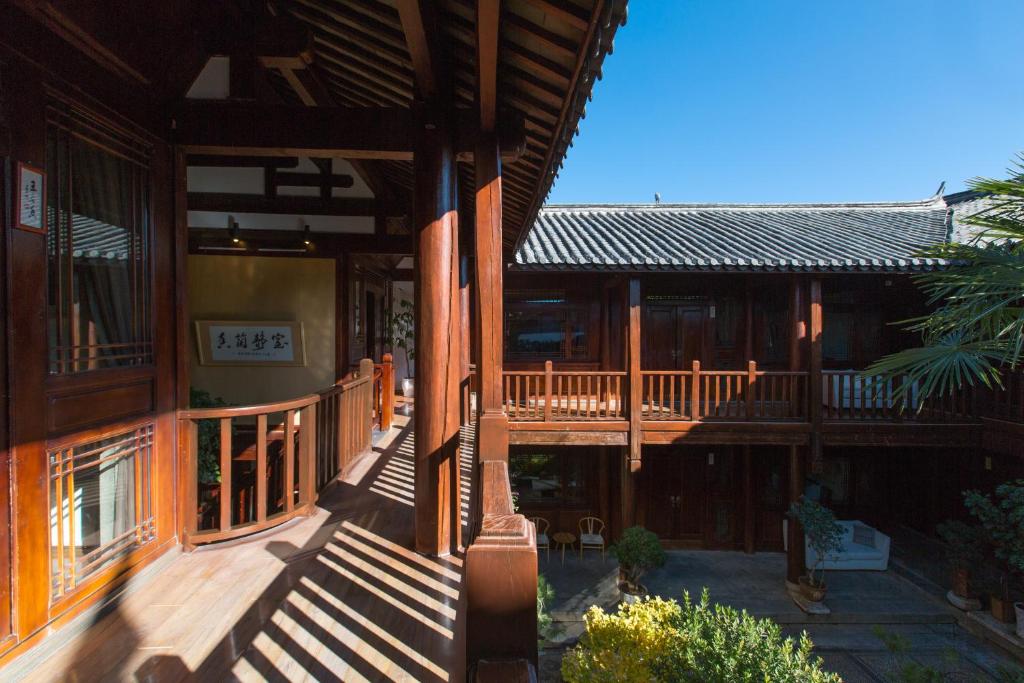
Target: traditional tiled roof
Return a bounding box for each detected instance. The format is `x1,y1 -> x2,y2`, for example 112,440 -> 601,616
513,197 -> 952,273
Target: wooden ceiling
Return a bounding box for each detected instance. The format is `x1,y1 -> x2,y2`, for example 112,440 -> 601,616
272,0 -> 627,253
10,0 -> 627,254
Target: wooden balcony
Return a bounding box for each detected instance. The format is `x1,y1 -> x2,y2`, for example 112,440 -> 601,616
503,361 -> 1018,449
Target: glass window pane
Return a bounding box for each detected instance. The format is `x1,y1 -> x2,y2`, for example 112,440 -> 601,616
46,121 -> 152,374
50,425 -> 154,598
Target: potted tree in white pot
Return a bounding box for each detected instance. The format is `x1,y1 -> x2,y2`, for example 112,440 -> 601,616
788,498 -> 843,603
936,519 -> 985,610
611,526 -> 666,604
388,299 -> 415,398
963,480 -> 1024,635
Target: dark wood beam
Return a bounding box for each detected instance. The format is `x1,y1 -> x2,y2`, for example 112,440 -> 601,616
175,103 -> 526,161
476,0 -> 501,133
272,172 -> 355,189
395,0 -> 439,99
187,192 -> 375,216
188,229 -> 412,255
523,0 -> 590,32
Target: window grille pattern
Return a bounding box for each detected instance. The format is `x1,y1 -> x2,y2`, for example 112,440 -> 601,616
49,423 -> 155,599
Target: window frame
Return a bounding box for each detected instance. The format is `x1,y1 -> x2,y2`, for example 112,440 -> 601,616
45,100 -> 155,375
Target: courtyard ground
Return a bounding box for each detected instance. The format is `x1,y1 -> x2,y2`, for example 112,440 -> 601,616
539,549 -> 1021,682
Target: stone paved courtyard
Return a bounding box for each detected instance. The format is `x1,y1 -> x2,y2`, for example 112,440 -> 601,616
538,550 -> 1022,682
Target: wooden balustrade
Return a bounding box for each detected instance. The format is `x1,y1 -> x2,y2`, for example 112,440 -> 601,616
179,359 -> 376,546
822,371 -> 973,421
641,361 -> 808,421
372,353 -> 395,431
503,362 -> 625,421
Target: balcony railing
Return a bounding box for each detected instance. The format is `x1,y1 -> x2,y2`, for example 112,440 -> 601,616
822,371 -> 974,422
498,360 -> 1024,427
642,362 -> 808,421
503,363 -> 626,421
178,359 -> 376,545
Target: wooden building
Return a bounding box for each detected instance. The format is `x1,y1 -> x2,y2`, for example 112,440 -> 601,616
0,0 -> 627,677
503,198 -> 1024,578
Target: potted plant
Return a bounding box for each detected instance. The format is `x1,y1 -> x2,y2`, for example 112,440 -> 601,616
387,299 -> 415,398
788,498 -> 843,603
611,526 -> 665,604
963,480 -> 1024,633
935,519 -> 985,606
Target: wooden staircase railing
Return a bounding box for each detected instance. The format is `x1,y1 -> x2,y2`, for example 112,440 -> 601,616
822,371 -> 974,421
179,358 -> 375,546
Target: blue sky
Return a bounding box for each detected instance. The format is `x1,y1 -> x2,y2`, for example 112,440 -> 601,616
547,1 -> 1024,205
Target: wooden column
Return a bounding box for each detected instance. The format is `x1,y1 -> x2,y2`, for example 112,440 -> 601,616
743,445 -> 755,554
620,446 -> 636,530
460,252 -> 472,426
473,132 -> 508,461
744,278 -> 754,362
627,278 -> 642,472
413,100 -> 461,556
787,444 -> 807,583
789,277 -> 807,372
809,278 -> 823,469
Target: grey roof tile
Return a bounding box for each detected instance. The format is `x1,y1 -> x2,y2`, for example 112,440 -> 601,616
513,198 -> 952,273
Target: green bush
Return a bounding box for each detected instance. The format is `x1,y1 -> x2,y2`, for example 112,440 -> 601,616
935,519 -> 985,571
611,526 -> 666,592
538,574 -> 562,644
561,590 -> 841,682
964,479 -> 1024,600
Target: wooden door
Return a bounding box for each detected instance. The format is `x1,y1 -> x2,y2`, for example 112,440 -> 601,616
644,454 -> 682,538
643,304 -> 705,370
704,448 -> 738,549
644,450 -> 706,545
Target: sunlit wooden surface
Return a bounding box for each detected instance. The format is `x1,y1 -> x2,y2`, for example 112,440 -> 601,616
22,409 -> 474,682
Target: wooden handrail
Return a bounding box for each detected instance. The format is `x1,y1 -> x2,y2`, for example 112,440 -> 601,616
371,354 -> 395,431
179,358 -> 377,546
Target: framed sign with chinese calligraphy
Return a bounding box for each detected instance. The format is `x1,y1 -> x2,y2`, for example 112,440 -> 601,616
194,320 -> 306,367
16,162 -> 46,234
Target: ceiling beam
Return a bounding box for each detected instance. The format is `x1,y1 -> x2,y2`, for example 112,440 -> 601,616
188,229 -> 413,255
187,192 -> 375,216
476,0 -> 500,133
175,102 -> 526,162
395,0 -> 440,99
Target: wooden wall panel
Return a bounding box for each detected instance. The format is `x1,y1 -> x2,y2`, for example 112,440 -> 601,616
46,378 -> 154,435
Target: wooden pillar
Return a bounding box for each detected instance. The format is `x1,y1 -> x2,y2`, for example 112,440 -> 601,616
620,446 -> 636,530
744,278 -> 754,362
473,132 -> 508,462
787,444 -> 807,583
627,278 -> 642,472
743,445 -> 755,554
460,252 -> 472,426
789,277 -> 807,372
809,278 -> 823,471
413,100 -> 461,556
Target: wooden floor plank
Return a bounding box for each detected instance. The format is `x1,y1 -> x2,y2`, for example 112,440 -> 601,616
16,411 -> 470,682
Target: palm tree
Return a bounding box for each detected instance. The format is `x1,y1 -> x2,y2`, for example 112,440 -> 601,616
866,154 -> 1024,401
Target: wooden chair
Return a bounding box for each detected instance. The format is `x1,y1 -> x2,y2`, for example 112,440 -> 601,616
531,516 -> 550,561
578,516 -> 606,561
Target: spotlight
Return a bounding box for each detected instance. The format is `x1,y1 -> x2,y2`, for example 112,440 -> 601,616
229,220 -> 241,244
303,223 -> 312,246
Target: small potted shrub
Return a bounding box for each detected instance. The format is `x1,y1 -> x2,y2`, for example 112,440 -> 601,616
936,520 -> 984,603
788,498 -> 843,603
964,480 -> 1024,633
611,526 -> 665,603
387,299 -> 415,397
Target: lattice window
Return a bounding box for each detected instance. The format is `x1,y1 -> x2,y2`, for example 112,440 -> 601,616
46,98 -> 153,373
49,423 -> 155,599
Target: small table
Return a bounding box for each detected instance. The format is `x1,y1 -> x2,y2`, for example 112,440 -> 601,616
552,532 -> 576,565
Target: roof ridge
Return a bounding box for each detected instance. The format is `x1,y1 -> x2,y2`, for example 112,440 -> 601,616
540,197 -> 947,212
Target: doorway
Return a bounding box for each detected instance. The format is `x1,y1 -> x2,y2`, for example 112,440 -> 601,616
643,302 -> 706,370
642,446 -> 739,548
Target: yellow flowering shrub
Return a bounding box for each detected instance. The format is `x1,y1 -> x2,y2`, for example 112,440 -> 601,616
561,591 -> 842,683
561,597 -> 684,682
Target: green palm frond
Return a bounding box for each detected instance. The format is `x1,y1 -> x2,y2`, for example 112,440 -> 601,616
867,154 -> 1024,400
